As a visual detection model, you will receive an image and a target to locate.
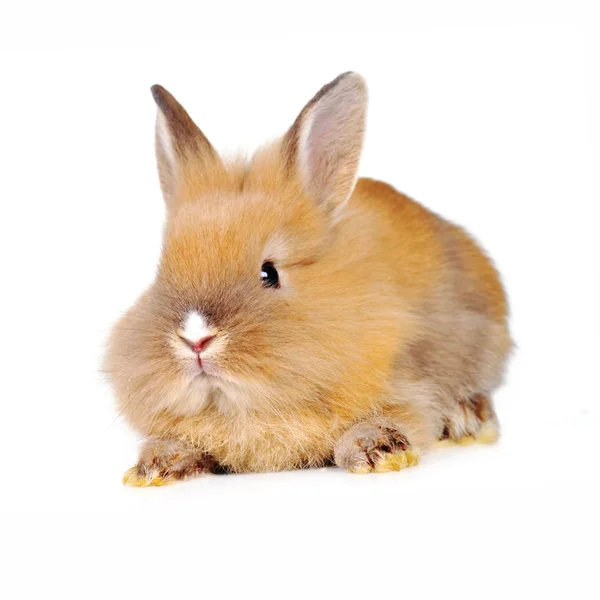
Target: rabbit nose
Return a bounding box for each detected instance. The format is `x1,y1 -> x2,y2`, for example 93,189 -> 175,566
177,311 -> 216,354
184,335 -> 215,354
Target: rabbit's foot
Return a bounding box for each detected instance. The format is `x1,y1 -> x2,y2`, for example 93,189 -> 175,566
437,394 -> 500,447
334,419 -> 420,474
123,439 -> 219,487
437,420 -> 499,447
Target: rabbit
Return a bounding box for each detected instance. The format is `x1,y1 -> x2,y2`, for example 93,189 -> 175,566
103,72 -> 512,486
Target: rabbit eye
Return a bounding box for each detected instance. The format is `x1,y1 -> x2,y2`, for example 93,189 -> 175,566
260,262 -> 280,288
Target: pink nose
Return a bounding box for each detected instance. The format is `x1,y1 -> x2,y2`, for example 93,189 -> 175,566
186,335 -> 215,354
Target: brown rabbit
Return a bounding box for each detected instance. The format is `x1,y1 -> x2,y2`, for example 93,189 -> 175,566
104,72 -> 512,486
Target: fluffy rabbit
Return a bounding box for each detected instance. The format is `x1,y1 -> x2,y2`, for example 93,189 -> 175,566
104,72 -> 512,486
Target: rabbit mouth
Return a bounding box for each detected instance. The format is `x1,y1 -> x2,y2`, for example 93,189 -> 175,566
195,356 -> 219,378
196,356 -> 209,376
169,328 -> 227,379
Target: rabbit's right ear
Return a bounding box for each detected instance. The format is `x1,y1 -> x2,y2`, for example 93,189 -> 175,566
151,85 -> 223,206
282,72 -> 367,215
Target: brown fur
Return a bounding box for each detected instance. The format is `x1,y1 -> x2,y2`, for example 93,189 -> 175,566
134,439 -> 220,480
334,418 -> 413,473
104,73 -> 512,481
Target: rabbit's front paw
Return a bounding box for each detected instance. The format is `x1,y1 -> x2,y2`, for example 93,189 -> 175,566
334,419 -> 420,474
123,439 -> 218,487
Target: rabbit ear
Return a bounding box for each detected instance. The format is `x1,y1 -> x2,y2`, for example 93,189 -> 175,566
283,72 -> 367,213
151,85 -> 222,205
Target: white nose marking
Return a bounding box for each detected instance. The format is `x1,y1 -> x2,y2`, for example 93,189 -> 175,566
179,311 -> 213,344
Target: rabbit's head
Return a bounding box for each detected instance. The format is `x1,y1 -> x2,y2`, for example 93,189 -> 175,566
104,73 -> 396,422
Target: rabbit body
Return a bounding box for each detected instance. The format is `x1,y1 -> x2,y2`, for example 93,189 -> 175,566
105,73 -> 511,483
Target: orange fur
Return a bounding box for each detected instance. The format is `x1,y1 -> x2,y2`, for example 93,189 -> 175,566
104,73 -> 511,479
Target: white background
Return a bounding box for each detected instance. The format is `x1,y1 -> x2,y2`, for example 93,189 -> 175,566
1,1 -> 598,598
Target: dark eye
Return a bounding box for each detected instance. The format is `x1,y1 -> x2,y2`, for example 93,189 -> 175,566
260,262 -> 280,288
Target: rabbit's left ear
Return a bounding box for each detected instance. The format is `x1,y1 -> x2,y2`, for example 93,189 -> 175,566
282,72 -> 368,213
151,85 -> 223,206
